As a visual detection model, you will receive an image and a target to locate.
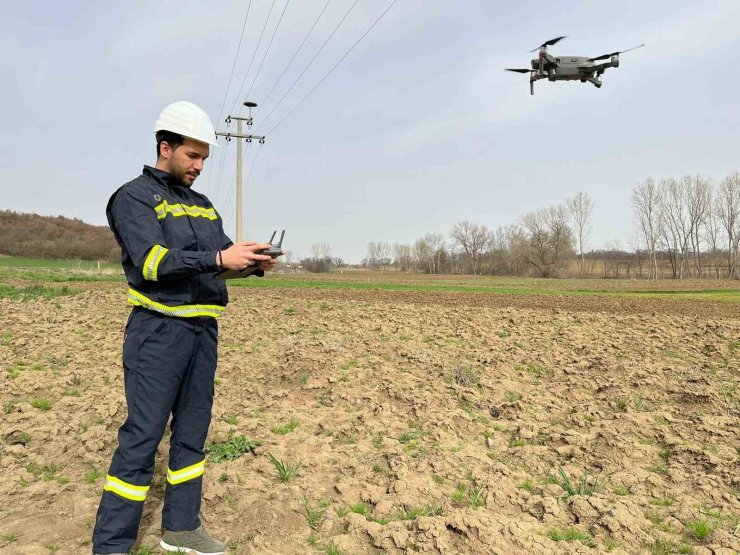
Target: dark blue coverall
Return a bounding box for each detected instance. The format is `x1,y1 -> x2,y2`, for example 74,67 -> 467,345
92,166 -> 261,554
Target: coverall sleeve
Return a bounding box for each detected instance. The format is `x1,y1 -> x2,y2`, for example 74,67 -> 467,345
213,208 -> 265,278
111,188 -> 218,281
215,209 -> 234,251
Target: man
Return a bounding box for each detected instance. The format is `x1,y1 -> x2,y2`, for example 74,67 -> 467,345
92,101 -> 278,555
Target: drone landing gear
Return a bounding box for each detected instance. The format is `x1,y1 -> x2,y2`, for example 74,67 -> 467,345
530,79 -> 534,95
586,76 -> 602,88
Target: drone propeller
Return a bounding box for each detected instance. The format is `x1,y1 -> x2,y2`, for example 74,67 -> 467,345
529,36 -> 566,53
589,43 -> 645,62
505,68 -> 531,73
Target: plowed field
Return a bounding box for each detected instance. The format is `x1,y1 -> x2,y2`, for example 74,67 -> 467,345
1,279 -> 739,554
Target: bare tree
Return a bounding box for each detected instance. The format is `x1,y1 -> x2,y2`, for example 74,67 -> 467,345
717,172 -> 740,278
520,205 -> 575,277
425,233 -> 446,275
488,225 -> 528,275
450,221 -> 490,274
311,243 -> 332,262
684,175 -> 712,277
413,236 -> 434,274
411,233 -> 447,274
704,188 -> 723,278
632,178 -> 662,279
304,243 -> 333,272
659,177 -> 694,278
365,242 -> 391,269
566,192 -> 593,276
392,243 -> 412,271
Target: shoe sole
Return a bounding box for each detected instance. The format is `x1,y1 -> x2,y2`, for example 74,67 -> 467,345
159,539 -> 224,555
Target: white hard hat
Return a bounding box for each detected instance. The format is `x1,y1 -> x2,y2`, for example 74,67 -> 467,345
153,101 -> 220,147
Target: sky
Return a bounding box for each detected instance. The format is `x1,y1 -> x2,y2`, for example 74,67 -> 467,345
2,0 -> 739,263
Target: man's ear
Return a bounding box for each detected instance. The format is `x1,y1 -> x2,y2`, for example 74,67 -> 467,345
159,141 -> 171,160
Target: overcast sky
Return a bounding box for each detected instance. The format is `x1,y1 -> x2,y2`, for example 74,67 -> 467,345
2,1 -> 739,263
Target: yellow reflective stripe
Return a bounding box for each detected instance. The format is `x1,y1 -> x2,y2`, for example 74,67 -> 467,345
154,200 -> 168,219
127,288 -> 225,318
142,245 -> 168,281
143,246 -> 159,280
153,200 -> 217,221
104,474 -> 149,502
150,246 -> 168,281
167,459 -> 206,485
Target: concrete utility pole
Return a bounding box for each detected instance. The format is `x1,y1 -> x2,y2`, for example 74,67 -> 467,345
215,101 -> 265,242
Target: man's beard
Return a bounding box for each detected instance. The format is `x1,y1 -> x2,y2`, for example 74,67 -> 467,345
170,164 -> 197,187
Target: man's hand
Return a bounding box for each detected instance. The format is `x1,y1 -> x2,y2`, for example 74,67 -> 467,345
220,242 -> 272,271
257,256 -> 280,272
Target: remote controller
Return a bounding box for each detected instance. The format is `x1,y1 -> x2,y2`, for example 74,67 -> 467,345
255,230 -> 285,258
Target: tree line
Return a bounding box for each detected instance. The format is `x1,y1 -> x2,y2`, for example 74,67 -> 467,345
360,172 -> 740,279
632,173 -> 739,279
0,210 -> 119,261
3,171 -> 738,279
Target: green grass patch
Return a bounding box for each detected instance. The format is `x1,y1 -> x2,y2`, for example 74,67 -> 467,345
649,538 -> 692,555
268,453 -> 301,483
30,398 -> 53,411
1,532 -> 19,543
649,497 -> 675,507
398,428 -> 426,444
546,527 -> 596,548
228,275 -> 740,302
450,481 -> 486,508
504,391 -> 522,403
518,479 -> 536,492
372,433 -> 384,449
0,284 -> 78,300
26,462 -> 62,481
0,256 -> 118,270
451,364 -> 479,386
271,418 -> 299,435
302,497 -> 328,528
84,468 -> 100,484
551,467 -> 605,498
685,519 -> 712,540
206,435 -> 262,463
394,505 -> 443,520
337,502 -> 371,518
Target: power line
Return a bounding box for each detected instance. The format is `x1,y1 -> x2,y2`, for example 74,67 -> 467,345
213,1 -> 274,206
228,0 -> 278,117
211,140 -> 234,210
243,0 -> 292,103
265,0 -> 399,136
215,1 -> 253,128
256,0 -> 360,132
206,1 -> 252,200
256,0 -> 332,114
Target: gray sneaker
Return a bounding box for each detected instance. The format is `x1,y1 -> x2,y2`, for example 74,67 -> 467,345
160,525 -> 226,555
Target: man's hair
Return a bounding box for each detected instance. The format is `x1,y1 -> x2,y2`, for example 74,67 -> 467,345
156,130 -> 185,159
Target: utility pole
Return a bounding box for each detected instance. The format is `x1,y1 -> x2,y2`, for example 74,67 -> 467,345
215,101 -> 265,242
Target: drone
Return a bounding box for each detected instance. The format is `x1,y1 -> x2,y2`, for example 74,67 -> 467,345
506,36 -> 644,95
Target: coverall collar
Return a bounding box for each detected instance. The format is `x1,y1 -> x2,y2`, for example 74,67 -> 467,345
143,165 -> 187,190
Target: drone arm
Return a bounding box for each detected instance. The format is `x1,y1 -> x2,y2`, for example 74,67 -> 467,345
592,61 -> 614,75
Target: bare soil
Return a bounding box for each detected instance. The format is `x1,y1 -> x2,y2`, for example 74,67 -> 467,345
1,282 -> 739,554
